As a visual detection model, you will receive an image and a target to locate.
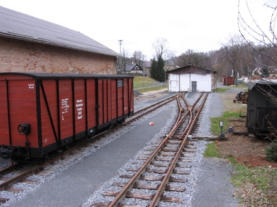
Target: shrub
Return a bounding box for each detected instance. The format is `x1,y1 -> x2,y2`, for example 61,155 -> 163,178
266,141 -> 277,162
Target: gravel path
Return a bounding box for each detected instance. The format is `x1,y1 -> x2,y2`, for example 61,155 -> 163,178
191,92 -> 238,207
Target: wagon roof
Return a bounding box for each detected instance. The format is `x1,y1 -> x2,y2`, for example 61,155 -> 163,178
0,72 -> 133,79
248,80 -> 277,90
166,65 -> 216,74
0,6 -> 117,57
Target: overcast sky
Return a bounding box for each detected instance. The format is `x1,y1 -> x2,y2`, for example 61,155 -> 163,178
0,0 -> 274,59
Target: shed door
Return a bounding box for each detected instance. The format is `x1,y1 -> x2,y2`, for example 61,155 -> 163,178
192,81 -> 197,92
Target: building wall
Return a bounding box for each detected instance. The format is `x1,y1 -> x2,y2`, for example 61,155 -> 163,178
0,37 -> 117,74
168,73 -> 212,92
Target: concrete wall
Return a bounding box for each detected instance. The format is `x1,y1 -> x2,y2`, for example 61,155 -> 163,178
0,37 -> 117,74
168,73 -> 212,92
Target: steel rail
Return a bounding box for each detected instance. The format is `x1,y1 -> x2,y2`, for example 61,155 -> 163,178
125,95 -> 178,124
107,93 -> 205,207
149,93 -> 208,207
0,165 -> 43,190
107,95 -> 186,207
0,162 -> 17,177
134,94 -> 178,115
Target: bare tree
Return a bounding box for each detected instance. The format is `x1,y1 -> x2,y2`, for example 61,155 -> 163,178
132,51 -> 145,67
174,49 -> 211,69
152,38 -> 168,59
237,0 -> 277,65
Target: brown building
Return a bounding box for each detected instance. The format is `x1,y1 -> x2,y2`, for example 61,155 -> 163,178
0,6 -> 117,74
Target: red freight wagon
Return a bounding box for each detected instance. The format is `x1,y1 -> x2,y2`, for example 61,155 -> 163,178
0,73 -> 134,160
222,76 -> 234,86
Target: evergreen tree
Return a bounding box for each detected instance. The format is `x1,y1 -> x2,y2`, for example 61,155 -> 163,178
150,55 -> 165,82
150,58 -> 157,80
157,55 -> 165,82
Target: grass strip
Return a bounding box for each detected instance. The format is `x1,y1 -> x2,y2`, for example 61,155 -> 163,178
210,111 -> 240,136
204,142 -> 221,158
138,85 -> 167,93
214,87 -> 230,93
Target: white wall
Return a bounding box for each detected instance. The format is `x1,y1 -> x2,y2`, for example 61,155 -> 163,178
191,73 -> 212,92
168,74 -> 179,92
168,73 -> 212,92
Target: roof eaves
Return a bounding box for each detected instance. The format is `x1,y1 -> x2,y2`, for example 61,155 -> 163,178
0,32 -> 118,57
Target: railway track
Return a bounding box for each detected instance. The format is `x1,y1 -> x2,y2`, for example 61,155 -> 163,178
0,94 -> 177,205
92,94 -> 177,140
0,163 -> 43,204
92,92 -> 209,207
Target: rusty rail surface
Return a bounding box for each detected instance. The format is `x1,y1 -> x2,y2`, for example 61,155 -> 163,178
106,92 -> 208,207
150,93 -> 208,206
0,165 -> 43,190
125,94 -> 178,124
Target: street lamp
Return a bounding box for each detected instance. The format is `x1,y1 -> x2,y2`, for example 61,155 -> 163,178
219,120 -> 225,140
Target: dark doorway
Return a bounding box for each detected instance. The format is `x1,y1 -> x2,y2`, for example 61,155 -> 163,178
192,81 -> 197,92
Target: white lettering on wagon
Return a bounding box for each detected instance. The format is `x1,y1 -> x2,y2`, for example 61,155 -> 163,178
61,98 -> 70,120
28,83 -> 35,89
76,99 -> 83,120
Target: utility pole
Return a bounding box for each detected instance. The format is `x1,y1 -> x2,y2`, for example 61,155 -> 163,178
119,40 -> 122,55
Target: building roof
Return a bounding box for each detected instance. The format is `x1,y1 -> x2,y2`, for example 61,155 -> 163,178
125,64 -> 143,72
166,65 -> 215,74
0,6 -> 117,57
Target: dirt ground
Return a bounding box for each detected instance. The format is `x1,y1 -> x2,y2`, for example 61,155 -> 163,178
217,118 -> 277,168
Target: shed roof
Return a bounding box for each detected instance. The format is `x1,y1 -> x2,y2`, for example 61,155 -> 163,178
0,6 -> 117,57
166,65 -> 215,74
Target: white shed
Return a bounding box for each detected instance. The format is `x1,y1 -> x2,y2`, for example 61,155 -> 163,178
167,65 -> 217,92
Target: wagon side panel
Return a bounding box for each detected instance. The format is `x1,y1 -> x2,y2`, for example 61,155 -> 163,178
59,80 -> 73,140
117,79 -> 123,117
123,78 -> 129,115
103,79 -> 108,124
86,79 -> 96,130
74,79 -> 86,137
107,79 -> 112,122
40,80 -> 58,147
97,79 -> 103,126
9,80 -> 38,147
111,80 -> 117,120
129,78 -> 134,113
0,81 -> 11,145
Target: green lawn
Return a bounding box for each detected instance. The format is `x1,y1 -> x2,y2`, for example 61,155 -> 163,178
133,76 -> 167,93
204,142 -> 221,158
133,76 -> 157,88
214,87 -> 230,93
